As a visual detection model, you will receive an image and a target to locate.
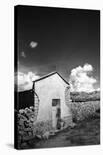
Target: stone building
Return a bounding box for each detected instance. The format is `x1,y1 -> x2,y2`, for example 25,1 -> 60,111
32,72 -> 72,130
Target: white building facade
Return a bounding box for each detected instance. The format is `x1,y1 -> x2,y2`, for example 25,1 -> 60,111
33,72 -> 72,130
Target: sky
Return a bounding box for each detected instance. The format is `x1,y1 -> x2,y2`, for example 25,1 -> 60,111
15,5 -> 100,92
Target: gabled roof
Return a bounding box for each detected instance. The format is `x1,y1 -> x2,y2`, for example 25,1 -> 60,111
33,71 -> 70,85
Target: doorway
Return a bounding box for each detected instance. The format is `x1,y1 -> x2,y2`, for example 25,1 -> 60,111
52,99 -> 61,130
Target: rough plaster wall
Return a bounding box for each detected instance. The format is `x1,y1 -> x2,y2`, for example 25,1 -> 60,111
35,74 -> 71,122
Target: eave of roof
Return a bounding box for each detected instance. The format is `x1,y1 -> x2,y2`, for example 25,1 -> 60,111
33,71 -> 70,85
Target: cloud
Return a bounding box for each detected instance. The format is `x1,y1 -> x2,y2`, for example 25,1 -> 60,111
29,41 -> 38,48
83,64 -> 93,72
69,63 -> 98,92
15,71 -> 39,91
21,51 -> 26,58
96,88 -> 100,91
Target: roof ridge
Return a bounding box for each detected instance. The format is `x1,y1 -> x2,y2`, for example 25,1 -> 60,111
33,71 -> 69,85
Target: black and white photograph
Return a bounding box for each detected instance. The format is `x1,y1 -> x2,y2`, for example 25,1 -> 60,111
14,5 -> 100,150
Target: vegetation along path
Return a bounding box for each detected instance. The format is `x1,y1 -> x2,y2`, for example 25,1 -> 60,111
23,116 -> 100,149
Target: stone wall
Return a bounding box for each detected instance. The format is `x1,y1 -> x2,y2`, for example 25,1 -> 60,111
64,86 -> 73,126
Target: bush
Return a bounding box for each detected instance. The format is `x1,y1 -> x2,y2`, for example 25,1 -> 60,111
17,106 -> 53,147
33,121 -> 52,136
70,91 -> 100,102
71,101 -> 100,122
17,106 -> 35,145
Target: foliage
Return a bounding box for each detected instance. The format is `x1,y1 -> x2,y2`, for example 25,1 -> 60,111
17,106 -> 52,149
17,106 -> 35,144
33,121 -> 52,136
70,101 -> 100,122
70,91 -> 100,102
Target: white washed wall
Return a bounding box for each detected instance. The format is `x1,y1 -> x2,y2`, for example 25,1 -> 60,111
35,74 -> 71,122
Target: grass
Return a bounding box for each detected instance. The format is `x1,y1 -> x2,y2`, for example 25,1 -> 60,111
20,113 -> 100,149
17,100 -> 100,149
65,116 -> 100,146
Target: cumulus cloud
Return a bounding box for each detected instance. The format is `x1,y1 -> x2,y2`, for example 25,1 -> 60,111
96,88 -> 100,91
21,51 -> 26,58
15,71 -> 39,91
69,64 -> 97,92
29,41 -> 38,48
83,64 -> 93,72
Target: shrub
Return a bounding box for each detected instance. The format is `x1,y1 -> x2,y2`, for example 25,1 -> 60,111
70,101 -> 100,122
17,106 -> 35,145
70,91 -> 100,102
17,106 -> 53,147
33,121 -> 52,136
